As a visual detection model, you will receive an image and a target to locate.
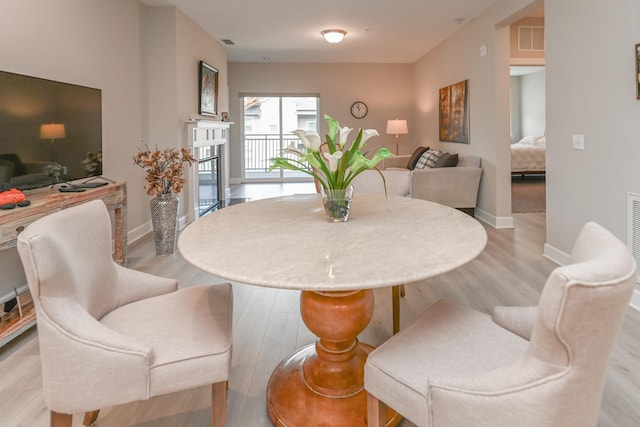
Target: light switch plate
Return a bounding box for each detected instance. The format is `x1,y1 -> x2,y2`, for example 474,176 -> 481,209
572,134 -> 585,150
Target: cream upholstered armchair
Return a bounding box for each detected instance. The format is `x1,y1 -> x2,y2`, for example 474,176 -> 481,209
17,200 -> 233,427
365,221 -> 635,426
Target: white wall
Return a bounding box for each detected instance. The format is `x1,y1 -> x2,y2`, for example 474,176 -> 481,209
227,62 -> 413,182
509,70 -> 545,142
545,0 -> 640,257
510,76 -> 522,142
520,70 -> 545,137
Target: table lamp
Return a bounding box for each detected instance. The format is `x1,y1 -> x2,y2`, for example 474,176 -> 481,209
40,123 -> 66,161
386,119 -> 408,154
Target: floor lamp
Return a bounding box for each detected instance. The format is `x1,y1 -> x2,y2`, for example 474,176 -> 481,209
386,119 -> 408,155
39,123 -> 66,161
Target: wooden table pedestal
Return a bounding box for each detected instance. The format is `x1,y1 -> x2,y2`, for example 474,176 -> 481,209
266,290 -> 400,427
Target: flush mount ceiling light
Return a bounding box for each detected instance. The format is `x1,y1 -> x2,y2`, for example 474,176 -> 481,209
321,29 -> 346,44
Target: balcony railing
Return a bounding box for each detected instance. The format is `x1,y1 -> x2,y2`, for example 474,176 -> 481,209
243,133 -> 309,180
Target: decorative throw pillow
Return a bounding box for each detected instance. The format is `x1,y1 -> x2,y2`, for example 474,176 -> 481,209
433,152 -> 459,168
415,149 -> 442,169
406,146 -> 430,170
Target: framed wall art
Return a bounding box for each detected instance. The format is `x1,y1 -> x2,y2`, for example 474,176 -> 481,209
636,43 -> 640,99
439,79 -> 470,144
199,61 -> 218,116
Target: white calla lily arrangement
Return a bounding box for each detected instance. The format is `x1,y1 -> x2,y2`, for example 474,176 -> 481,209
269,114 -> 393,192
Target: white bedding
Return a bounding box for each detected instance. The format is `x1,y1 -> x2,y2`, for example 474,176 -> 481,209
511,136 -> 546,173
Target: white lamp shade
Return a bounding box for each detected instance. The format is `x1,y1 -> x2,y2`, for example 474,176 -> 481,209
40,123 -> 66,139
386,119 -> 408,135
321,29 -> 346,44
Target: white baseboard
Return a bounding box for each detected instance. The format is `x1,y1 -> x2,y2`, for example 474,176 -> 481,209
475,208 -> 514,229
543,243 -> 569,266
230,177 -> 241,185
127,221 -> 152,244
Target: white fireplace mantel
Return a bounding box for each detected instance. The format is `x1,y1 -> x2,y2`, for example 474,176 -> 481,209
186,119 -> 234,147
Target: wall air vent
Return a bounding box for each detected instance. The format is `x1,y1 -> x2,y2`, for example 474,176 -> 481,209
627,193 -> 640,284
518,26 -> 544,51
220,39 -> 235,45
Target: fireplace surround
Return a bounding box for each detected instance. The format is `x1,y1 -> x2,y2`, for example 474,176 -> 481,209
187,120 -> 232,219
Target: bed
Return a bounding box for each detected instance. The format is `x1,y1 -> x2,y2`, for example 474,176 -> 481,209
511,135 -> 546,175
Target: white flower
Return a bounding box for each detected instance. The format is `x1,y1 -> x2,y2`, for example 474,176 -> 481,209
293,130 -> 321,152
338,127 -> 353,147
360,129 -> 379,145
323,151 -> 343,172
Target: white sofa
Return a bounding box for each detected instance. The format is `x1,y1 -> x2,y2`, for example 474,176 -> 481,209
352,153 -> 482,215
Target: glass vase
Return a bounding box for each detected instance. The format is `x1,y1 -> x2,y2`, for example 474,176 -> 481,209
320,185 -> 354,222
150,193 -> 179,255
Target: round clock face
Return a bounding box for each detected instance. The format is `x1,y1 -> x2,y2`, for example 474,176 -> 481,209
350,101 -> 368,119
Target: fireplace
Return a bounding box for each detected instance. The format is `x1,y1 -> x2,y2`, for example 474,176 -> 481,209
194,145 -> 221,216
187,120 -> 232,220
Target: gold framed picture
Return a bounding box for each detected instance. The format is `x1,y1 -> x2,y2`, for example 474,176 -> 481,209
439,80 -> 470,143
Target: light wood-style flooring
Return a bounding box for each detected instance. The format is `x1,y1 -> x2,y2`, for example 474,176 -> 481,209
0,183 -> 638,426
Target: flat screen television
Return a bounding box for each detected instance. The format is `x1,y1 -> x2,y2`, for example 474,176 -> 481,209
0,70 -> 102,190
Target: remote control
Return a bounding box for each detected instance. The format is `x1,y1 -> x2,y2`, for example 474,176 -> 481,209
58,187 -> 86,192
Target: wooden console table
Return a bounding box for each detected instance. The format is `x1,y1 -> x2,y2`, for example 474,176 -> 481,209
0,182 -> 127,347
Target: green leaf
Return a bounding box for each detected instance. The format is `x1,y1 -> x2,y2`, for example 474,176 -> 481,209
324,114 -> 339,143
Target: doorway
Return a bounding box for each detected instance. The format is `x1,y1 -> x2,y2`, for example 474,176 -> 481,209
241,95 -> 319,182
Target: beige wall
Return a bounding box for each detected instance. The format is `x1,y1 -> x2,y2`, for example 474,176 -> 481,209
227,62 -> 413,182
0,0 -> 227,298
144,6 -> 229,225
411,0 -> 541,225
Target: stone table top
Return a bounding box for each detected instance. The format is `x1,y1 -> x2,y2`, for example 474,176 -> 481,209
178,194 -> 487,292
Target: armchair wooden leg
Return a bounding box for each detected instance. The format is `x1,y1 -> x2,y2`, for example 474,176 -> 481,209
83,410 -> 100,426
392,285 -> 401,335
367,393 -> 387,427
211,381 -> 228,427
51,411 -> 72,427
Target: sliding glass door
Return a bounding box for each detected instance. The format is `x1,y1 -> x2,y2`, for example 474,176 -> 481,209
242,95 -> 318,181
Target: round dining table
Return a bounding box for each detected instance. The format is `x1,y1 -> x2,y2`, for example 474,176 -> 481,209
178,193 -> 487,426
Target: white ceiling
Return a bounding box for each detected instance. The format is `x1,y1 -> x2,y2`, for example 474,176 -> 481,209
142,0 -> 499,63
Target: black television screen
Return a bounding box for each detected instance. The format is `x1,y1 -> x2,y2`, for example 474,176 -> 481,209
0,70 -> 102,190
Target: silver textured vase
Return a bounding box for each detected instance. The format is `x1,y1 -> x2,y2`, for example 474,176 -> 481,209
150,194 -> 179,256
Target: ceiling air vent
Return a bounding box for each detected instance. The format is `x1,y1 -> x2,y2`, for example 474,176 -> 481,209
220,39 -> 235,45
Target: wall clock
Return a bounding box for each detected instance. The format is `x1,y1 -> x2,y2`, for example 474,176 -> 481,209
350,101 -> 368,119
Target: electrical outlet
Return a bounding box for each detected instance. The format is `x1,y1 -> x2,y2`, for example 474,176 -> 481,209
572,134 -> 585,150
